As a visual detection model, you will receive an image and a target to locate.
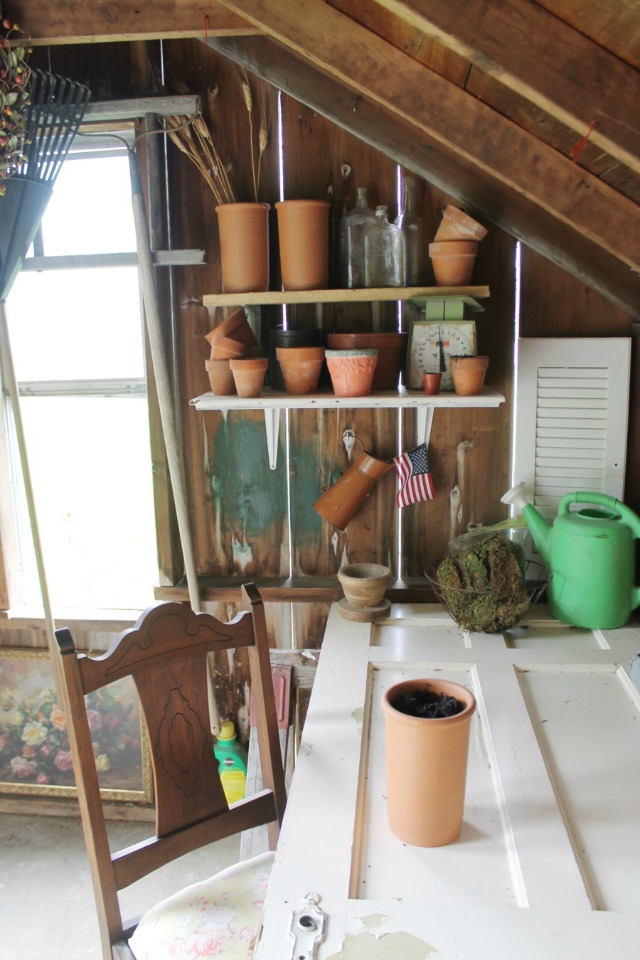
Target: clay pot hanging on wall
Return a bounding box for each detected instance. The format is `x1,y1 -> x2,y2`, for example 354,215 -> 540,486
275,199 -> 331,290
382,677 -> 476,847
313,452 -> 392,530
215,202 -> 270,293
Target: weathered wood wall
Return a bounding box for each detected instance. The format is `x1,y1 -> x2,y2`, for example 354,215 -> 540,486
10,38 -> 635,748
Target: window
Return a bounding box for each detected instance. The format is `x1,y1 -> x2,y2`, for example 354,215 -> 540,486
2,134 -> 159,611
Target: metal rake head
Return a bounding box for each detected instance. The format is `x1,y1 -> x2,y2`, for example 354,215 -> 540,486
18,69 -> 91,184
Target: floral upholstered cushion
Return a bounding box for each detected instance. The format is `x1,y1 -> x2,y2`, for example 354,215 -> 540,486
128,850 -> 274,960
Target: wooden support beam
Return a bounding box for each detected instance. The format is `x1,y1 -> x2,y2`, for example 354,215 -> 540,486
217,0 -> 639,273
373,0 -> 640,174
3,1 -> 255,44
208,32 -> 640,316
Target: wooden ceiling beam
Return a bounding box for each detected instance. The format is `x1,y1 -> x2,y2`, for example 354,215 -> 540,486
372,0 -> 640,174
208,34 -> 640,317
2,1 -> 255,45
217,1 -> 639,270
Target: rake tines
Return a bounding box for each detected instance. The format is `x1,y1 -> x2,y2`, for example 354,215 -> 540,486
18,69 -> 91,184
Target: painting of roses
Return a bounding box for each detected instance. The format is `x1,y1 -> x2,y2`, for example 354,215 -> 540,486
0,650 -> 151,801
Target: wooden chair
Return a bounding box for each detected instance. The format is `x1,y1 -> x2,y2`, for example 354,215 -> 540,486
55,583 -> 286,960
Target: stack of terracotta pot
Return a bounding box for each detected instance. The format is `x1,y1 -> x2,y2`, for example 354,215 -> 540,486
429,205 -> 488,286
205,308 -> 266,396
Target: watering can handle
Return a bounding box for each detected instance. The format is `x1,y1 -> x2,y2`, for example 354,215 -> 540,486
559,491 -> 620,514
559,492 -> 640,539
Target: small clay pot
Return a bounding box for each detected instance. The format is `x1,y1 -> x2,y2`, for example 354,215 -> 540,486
428,240 -> 478,287
208,307 -> 259,349
327,332 -> 407,391
449,355 -> 489,396
275,345 -> 325,395
205,359 -> 236,396
338,562 -> 391,608
382,677 -> 476,846
325,349 -> 378,397
434,205 -> 488,242
229,357 -> 269,397
423,372 -> 442,395
207,334 -> 249,361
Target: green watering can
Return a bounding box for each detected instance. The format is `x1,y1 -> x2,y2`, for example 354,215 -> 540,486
502,483 -> 640,629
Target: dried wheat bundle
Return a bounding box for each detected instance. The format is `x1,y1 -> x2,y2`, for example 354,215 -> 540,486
164,111 -> 235,206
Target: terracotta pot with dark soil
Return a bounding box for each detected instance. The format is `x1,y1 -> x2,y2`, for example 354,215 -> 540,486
382,677 -> 476,847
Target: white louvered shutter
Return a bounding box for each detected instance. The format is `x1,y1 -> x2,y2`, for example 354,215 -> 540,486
512,337 -> 631,571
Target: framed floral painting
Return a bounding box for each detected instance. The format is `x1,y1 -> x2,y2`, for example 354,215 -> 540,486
0,649 -> 152,802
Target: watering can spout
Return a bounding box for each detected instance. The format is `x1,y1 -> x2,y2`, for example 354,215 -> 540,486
501,482 -> 553,566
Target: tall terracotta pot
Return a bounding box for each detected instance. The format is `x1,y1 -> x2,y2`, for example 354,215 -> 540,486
382,678 -> 476,847
313,452 -> 392,530
275,200 -> 330,290
215,202 -> 270,293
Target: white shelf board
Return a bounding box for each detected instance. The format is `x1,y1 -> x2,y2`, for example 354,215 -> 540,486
190,387 -> 505,411
202,285 -> 490,308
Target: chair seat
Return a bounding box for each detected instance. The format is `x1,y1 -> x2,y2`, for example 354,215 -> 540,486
128,850 -> 275,960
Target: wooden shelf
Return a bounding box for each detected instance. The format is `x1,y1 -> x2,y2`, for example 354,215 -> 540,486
154,576 -> 439,604
190,386 -> 504,412
202,285 -> 490,308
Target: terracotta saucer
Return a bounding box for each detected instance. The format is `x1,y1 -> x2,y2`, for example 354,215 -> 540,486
337,597 -> 391,622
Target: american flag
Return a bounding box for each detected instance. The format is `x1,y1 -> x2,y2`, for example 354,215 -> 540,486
392,443 -> 436,508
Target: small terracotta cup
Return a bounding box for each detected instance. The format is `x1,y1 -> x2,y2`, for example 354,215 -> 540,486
423,372 -> 442,395
229,357 -> 269,398
205,359 -> 236,396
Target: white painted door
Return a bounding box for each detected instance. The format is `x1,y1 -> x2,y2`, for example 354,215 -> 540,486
255,604 -> 640,959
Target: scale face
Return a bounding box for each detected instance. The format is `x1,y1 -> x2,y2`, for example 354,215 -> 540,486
406,320 -> 477,390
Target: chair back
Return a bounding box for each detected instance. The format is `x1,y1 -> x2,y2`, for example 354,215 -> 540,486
55,583 -> 286,954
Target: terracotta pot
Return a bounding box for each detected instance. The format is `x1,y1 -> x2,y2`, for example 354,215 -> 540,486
449,355 -> 489,396
207,307 -> 259,350
434,205 -> 488,242
275,200 -> 331,290
205,359 -> 236,396
275,345 -> 325,395
428,240 -> 478,287
270,327 -> 328,389
325,349 -> 378,397
327,332 -> 408,391
382,677 -> 476,846
338,562 -> 391,608
313,452 -> 393,530
423,372 -> 442,395
229,357 -> 269,398
207,334 -> 249,361
215,202 -> 270,293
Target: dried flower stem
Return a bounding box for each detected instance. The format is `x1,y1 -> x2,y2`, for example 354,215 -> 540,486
164,113 -> 235,206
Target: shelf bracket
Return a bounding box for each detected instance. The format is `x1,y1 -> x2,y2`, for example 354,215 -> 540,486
417,405 -> 435,448
264,408 -> 280,470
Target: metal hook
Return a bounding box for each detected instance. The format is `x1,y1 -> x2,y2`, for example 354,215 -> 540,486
342,428 -> 363,460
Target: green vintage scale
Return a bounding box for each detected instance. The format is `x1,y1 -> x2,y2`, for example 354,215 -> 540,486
406,296 -> 485,390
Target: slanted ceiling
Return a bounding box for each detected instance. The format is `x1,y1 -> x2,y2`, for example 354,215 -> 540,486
11,0 -> 640,316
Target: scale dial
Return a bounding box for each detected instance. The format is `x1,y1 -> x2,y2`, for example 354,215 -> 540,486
406,320 -> 477,390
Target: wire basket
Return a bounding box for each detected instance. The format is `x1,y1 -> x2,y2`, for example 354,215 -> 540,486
426,532 -> 549,633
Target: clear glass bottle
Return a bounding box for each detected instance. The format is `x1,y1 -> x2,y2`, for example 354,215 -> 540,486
339,187 -> 376,288
395,176 -> 424,285
364,205 -> 405,287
